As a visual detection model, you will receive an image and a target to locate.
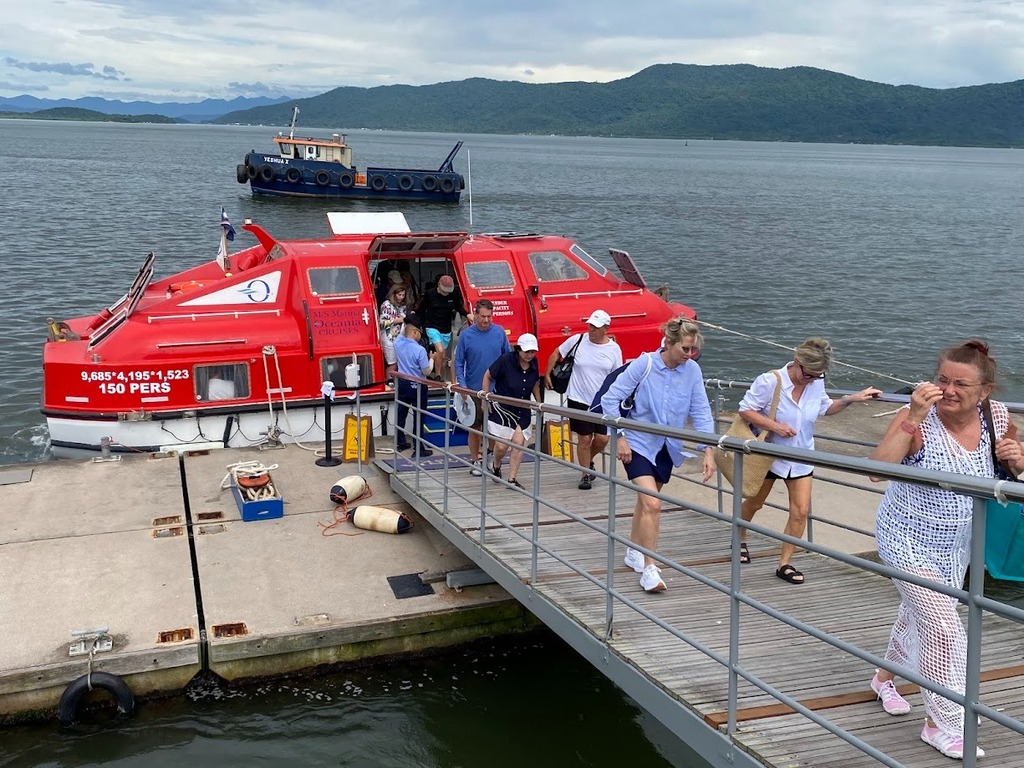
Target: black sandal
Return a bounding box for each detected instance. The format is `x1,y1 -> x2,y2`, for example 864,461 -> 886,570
775,564 -> 804,584
738,543 -> 750,564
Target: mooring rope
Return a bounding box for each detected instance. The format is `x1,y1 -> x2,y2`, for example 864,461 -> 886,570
694,319 -> 919,388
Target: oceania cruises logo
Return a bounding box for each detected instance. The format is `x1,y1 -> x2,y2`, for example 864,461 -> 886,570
239,279 -> 272,302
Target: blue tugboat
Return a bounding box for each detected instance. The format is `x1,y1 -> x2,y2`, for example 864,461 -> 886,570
236,106 -> 465,202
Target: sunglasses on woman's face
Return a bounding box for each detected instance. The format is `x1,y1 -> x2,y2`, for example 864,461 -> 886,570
799,364 -> 825,380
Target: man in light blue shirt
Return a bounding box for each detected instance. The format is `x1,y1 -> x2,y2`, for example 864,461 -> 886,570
452,299 -> 511,475
394,313 -> 434,457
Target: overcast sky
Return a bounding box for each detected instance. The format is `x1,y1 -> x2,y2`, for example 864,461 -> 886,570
2,0 -> 1023,103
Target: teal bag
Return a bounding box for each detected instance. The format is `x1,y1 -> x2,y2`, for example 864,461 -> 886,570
984,499 -> 1024,581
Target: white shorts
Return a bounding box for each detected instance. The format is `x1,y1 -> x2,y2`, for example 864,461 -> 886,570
381,333 -> 396,365
487,421 -> 533,445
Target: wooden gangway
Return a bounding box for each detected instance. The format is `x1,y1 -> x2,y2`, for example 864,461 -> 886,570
386,438 -> 1024,768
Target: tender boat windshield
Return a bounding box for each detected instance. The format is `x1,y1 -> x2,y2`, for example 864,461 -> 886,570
568,244 -> 609,277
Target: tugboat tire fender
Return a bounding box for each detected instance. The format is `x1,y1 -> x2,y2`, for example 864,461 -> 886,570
58,671 -> 135,726
314,170 -> 331,186
440,178 -> 455,194
258,165 -> 275,182
337,172 -> 354,188
247,164 -> 258,180
285,167 -> 302,184
397,174 -> 414,192
235,164 -> 248,184
370,175 -> 387,192
421,175 -> 437,192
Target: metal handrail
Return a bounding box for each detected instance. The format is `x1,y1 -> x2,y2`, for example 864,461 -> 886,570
390,374 -> 1024,768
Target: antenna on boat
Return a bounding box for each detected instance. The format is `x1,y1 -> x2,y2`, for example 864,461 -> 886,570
288,105 -> 299,140
467,148 -> 473,231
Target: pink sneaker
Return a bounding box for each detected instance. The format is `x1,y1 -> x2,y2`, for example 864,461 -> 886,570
870,672 -> 911,715
920,722 -> 984,760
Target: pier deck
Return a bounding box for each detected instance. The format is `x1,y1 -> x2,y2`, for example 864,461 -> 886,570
0,446 -> 532,721
390,452 -> 1024,768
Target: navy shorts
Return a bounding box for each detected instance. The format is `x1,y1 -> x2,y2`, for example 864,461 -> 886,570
624,445 -> 673,485
567,398 -> 607,437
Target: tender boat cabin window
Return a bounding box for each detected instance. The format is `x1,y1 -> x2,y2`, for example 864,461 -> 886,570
195,364 -> 249,402
309,267 -> 362,296
528,250 -> 587,282
322,354 -> 375,390
465,261 -> 515,289
569,244 -> 609,277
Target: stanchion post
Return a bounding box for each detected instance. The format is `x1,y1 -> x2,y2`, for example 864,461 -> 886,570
315,380 -> 342,467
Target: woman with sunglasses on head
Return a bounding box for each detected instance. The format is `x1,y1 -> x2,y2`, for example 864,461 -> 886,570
736,337 -> 881,584
602,317 -> 717,594
867,340 -> 1023,760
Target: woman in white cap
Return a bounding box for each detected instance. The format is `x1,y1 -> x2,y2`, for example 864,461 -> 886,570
544,309 -> 623,490
482,333 -> 543,489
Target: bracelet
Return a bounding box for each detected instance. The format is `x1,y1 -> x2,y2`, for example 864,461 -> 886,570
899,420 -> 919,436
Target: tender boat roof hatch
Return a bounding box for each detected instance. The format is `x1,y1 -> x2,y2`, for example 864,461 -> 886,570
609,248 -> 648,289
327,212 -> 411,237
368,233 -> 469,257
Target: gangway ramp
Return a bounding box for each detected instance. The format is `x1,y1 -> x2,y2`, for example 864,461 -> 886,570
385,443 -> 1024,768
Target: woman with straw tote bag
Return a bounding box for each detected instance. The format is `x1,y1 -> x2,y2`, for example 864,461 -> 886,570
714,371 -> 782,498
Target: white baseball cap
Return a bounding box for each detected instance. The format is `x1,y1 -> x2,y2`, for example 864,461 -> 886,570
586,309 -> 611,328
516,333 -> 539,351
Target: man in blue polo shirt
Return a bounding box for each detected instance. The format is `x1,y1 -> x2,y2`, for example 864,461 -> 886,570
393,313 -> 434,457
453,299 -> 511,475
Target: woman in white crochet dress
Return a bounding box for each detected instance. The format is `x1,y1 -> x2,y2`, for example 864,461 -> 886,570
869,339 -> 1024,760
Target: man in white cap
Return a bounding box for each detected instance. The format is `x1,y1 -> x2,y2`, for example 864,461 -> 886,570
481,333 -> 542,490
544,309 -> 622,489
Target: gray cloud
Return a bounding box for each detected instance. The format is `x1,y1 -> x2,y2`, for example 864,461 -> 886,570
3,57 -> 126,81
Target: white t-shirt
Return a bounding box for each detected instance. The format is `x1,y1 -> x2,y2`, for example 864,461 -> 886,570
558,333 -> 623,405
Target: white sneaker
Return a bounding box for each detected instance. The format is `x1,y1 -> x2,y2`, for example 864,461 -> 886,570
469,459 -> 483,477
640,564 -> 666,593
920,722 -> 984,759
624,548 -> 644,573
870,672 -> 911,715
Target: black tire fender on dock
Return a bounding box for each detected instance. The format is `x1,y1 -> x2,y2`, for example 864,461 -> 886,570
421,174 -> 437,192
259,165 -> 275,182
314,170 -> 331,186
397,174 -> 414,192
57,671 -> 135,726
440,177 -> 455,194
370,175 -> 387,192
236,164 -> 248,184
338,172 -> 354,188
285,167 -> 302,184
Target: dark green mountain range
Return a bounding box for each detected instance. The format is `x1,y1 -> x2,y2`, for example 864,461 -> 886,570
213,63 -> 1024,147
0,107 -> 177,124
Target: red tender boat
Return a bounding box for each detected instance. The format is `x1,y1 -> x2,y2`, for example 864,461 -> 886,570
42,212 -> 695,457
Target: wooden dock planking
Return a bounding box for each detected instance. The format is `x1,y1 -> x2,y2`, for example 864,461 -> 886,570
392,457 -> 1024,767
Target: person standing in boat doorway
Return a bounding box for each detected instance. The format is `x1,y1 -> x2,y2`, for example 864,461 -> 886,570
868,340 -> 1023,760
418,274 -> 467,383
392,313 -> 434,458
379,283 -> 410,384
453,299 -> 511,477
543,309 -> 622,490
735,337 -> 881,585
602,317 -> 715,594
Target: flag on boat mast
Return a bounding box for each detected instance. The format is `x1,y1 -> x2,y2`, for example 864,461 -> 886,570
216,207 -> 236,272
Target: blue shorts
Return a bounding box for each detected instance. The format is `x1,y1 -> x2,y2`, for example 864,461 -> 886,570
426,328 -> 452,349
624,445 -> 674,485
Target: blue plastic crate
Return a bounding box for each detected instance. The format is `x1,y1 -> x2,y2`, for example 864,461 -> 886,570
230,479 -> 284,522
421,397 -> 468,447
984,499 -> 1024,581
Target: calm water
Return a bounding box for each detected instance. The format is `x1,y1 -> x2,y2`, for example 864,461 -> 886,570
2,121 -> 1023,764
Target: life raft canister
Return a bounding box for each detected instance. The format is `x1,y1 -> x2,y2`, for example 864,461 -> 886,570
351,505 -> 413,534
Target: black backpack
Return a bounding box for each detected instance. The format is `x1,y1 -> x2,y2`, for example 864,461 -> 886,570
589,353 -> 653,417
